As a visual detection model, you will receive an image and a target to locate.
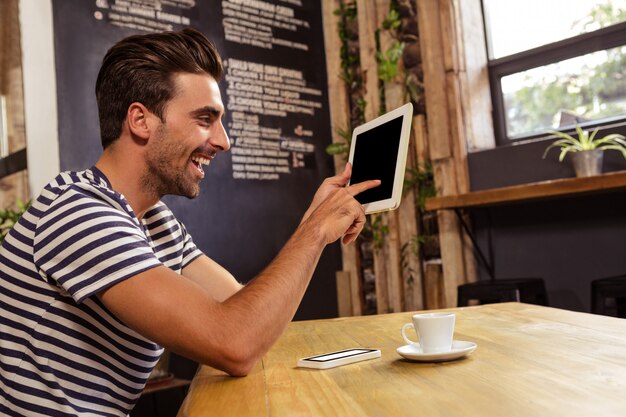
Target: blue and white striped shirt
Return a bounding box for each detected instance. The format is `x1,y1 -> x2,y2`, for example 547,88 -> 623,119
0,167 -> 202,416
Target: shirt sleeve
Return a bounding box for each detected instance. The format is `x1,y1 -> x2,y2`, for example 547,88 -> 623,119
33,187 -> 162,303
179,221 -> 203,268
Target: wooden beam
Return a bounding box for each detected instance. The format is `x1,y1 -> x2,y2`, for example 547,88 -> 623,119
0,0 -> 29,205
457,0 -> 495,151
416,0 -> 481,307
323,0 -> 363,315
335,271 -> 353,317
0,149 -> 26,179
416,0 -> 451,161
373,237 -> 390,313
357,0 -> 381,122
426,170 -> 626,211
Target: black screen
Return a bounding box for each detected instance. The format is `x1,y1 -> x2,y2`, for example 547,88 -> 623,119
350,115 -> 403,204
304,348 -> 374,362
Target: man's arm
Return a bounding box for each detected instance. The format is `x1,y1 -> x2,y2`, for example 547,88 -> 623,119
182,164 -> 359,303
98,171 -> 379,376
182,255 -> 243,302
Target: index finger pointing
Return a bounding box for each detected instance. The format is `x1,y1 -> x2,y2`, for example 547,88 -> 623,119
346,179 -> 381,196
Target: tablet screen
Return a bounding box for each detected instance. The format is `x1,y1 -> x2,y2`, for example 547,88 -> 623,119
350,115 -> 403,205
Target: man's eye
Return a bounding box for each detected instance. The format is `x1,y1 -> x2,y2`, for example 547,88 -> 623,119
199,117 -> 212,125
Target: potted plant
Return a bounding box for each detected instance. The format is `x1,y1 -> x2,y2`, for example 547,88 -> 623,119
0,200 -> 30,243
543,125 -> 626,177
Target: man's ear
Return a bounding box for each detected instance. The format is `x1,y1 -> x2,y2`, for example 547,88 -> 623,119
127,102 -> 154,141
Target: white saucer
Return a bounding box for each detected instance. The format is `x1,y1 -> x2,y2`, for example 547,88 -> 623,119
396,340 -> 477,362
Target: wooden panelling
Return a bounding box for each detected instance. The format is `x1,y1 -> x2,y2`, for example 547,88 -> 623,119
335,271 -> 353,317
324,0 -> 487,311
415,0 -> 451,161
356,0 -> 381,123
323,0 -> 364,315
0,0 -> 29,206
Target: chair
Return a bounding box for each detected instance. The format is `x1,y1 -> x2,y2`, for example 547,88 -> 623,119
591,275 -> 626,318
457,278 -> 549,307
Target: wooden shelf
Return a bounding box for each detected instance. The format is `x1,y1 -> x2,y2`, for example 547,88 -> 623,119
143,377 -> 191,395
425,170 -> 626,211
0,149 -> 27,179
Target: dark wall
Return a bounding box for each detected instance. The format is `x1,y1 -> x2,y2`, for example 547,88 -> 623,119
468,138 -> 626,312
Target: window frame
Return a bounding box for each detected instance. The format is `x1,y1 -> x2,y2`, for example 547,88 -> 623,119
486,16 -> 626,145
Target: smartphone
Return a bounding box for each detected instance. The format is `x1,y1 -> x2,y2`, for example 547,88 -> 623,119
297,348 -> 381,369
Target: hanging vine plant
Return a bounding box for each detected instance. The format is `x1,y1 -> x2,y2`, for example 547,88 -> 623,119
331,0 -> 379,314
328,0 -> 439,312
327,1 -> 366,159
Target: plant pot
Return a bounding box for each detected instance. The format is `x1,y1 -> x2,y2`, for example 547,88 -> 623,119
570,149 -> 603,177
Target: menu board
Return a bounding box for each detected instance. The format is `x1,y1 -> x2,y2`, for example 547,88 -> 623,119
52,0 -> 340,320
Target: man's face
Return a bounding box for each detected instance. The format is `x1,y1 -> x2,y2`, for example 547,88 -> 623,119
142,72 -> 230,199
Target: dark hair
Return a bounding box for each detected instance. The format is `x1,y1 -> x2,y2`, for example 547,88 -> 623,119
95,28 -> 223,149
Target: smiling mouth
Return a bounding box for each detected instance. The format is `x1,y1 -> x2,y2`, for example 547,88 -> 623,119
191,154 -> 212,174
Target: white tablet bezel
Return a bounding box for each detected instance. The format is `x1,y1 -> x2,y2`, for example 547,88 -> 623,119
347,102 -> 413,214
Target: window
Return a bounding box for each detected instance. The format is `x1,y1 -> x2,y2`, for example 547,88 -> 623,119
482,0 -> 626,143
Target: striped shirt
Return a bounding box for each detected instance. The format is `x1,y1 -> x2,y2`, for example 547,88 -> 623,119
0,167 -> 202,416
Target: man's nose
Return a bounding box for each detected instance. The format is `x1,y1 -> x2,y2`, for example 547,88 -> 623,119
212,122 -> 231,152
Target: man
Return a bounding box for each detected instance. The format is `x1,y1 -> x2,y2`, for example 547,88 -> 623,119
0,28 -> 378,416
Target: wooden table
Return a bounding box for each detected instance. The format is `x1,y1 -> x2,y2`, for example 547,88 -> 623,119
177,303 -> 626,417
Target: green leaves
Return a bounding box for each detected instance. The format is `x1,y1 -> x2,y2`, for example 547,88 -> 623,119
325,127 -> 352,160
543,125 -> 626,161
404,163 -> 437,212
334,2 -> 360,87
382,8 -> 401,31
0,200 -> 31,243
376,40 -> 405,82
325,142 -> 350,157
365,213 -> 389,250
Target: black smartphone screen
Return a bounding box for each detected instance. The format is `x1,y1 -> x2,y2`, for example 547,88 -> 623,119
303,349 -> 377,362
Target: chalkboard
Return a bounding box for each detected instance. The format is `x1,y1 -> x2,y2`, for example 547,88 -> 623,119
51,0 -> 341,320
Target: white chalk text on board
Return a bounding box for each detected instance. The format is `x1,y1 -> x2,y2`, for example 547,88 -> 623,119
222,0 -> 308,51
94,0 -> 193,32
226,59 -> 320,181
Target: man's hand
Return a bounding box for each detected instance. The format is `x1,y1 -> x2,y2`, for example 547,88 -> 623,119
301,163 -> 353,224
301,164 -> 380,245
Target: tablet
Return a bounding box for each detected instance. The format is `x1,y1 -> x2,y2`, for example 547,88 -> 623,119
347,103 -> 413,214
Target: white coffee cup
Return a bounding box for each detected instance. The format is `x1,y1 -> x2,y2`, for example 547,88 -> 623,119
401,312 -> 456,353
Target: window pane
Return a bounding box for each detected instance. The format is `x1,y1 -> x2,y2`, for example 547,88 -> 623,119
502,45 -> 626,139
483,0 -> 626,59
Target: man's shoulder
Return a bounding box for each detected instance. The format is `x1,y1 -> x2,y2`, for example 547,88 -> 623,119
37,168 -> 132,219
143,201 -> 180,227
44,168 -> 111,196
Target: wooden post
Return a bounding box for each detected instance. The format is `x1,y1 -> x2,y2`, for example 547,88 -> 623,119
0,0 -> 29,205
377,0 -> 406,313
411,114 -> 431,309
416,0 -> 480,307
323,0 -> 364,315
357,0 -> 396,314
424,259 -> 446,309
335,271 -> 353,317
356,0 -> 381,123
385,211 -> 404,312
